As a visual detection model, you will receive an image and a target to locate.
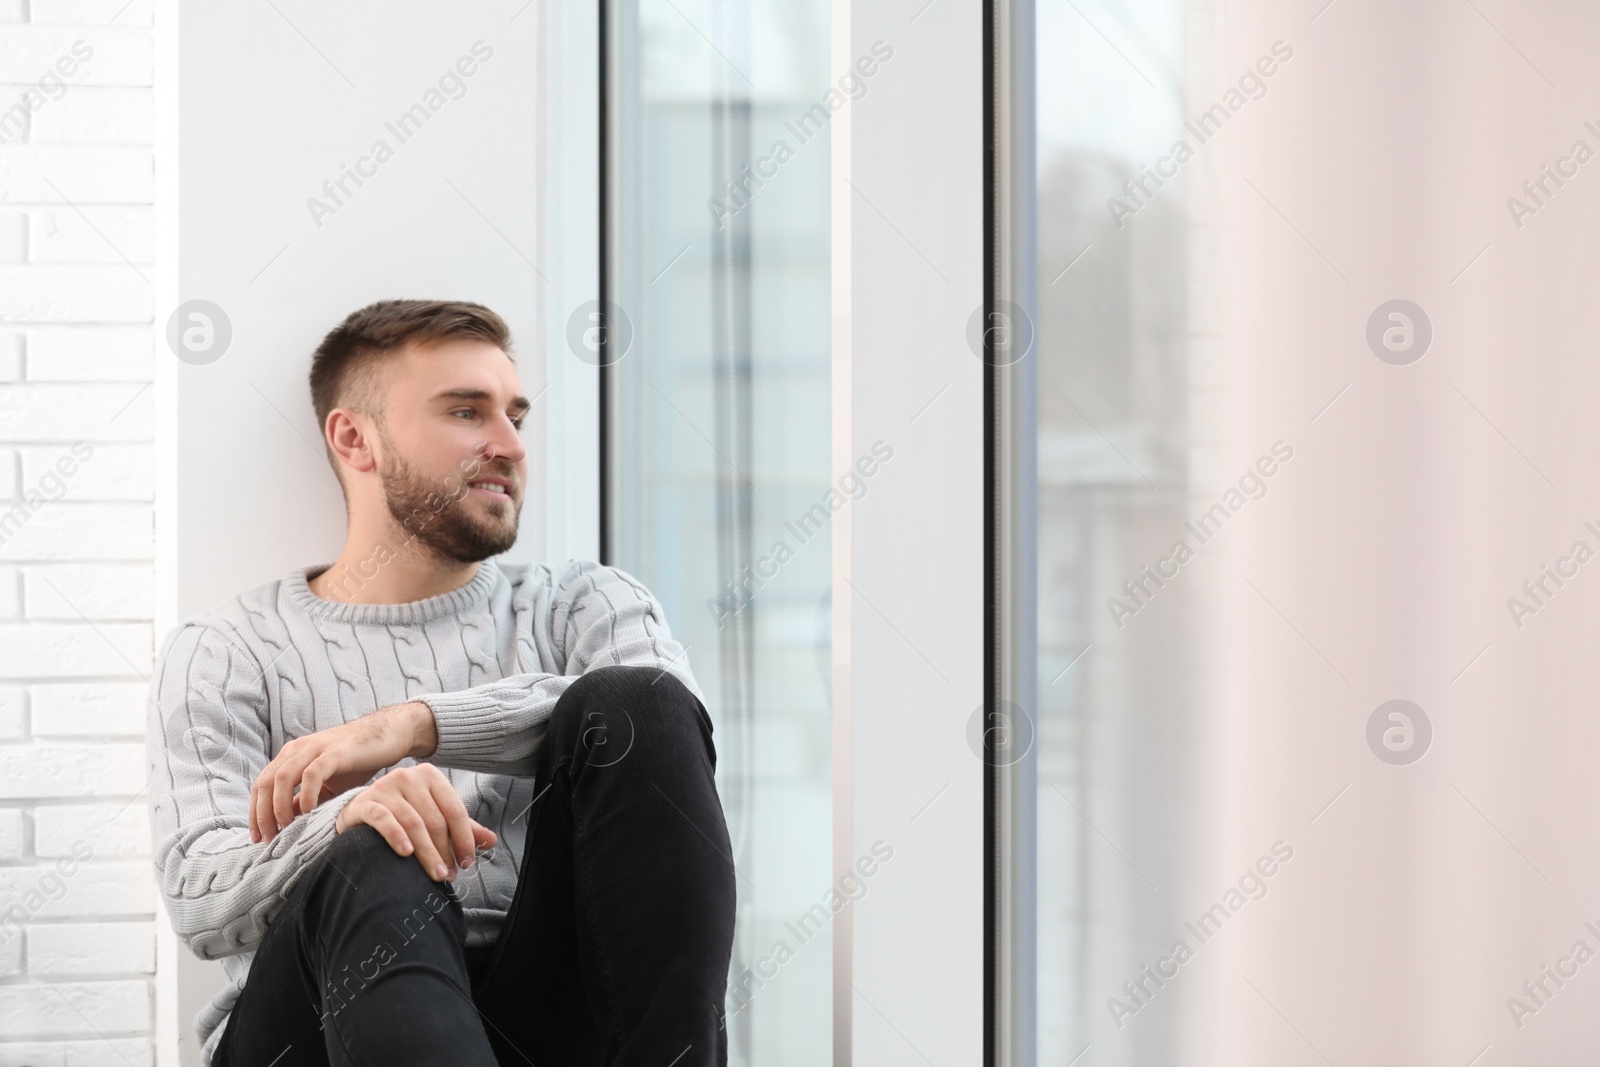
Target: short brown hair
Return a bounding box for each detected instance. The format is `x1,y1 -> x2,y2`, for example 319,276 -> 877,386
309,299 -> 512,480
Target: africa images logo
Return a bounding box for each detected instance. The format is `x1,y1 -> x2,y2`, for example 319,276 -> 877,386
1106,40 -> 1294,230
1106,441 -> 1294,628
1106,841 -> 1295,1029
305,41 -> 495,228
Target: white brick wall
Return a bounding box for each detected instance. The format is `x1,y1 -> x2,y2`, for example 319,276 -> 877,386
0,5 -> 155,1066
27,921 -> 155,974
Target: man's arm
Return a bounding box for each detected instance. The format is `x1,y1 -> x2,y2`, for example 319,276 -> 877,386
146,621 -> 370,959
414,560 -> 703,776
251,561 -> 701,833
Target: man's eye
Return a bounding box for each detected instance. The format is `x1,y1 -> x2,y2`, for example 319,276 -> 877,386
454,408 -> 524,429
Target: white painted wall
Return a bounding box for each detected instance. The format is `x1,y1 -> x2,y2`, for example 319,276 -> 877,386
169,0 -> 596,613
832,0 -> 986,1062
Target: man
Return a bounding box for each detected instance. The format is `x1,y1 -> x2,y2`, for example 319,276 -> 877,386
145,300 -> 735,1066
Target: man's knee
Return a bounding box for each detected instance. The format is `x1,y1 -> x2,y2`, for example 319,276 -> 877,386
553,665 -> 712,765
565,662 -> 690,700
294,822 -> 467,958
306,822 -> 458,915
322,820 -> 403,873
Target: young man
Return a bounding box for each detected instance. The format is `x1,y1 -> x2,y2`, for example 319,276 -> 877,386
145,300 -> 735,1066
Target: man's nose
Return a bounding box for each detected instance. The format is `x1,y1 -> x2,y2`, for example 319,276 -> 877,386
472,433 -> 525,486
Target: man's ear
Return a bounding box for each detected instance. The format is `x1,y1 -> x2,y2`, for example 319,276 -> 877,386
326,409 -> 380,475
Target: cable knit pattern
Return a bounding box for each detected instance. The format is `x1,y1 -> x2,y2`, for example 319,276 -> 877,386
143,557 -> 702,1067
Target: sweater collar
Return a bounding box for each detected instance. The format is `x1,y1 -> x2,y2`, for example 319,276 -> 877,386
285,558 -> 502,625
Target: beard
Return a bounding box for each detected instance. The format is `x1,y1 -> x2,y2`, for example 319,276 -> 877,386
377,441 -> 520,564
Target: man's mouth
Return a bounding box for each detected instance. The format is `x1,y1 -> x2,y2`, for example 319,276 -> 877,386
467,479 -> 513,498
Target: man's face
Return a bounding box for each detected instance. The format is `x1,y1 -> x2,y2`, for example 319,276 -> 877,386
367,338 -> 530,564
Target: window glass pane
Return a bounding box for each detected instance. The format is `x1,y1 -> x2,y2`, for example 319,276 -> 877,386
1035,2 -> 1189,1056
1035,3 -> 1593,1064
607,2 -> 832,1063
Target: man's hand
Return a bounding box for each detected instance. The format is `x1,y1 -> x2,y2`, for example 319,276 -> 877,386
249,701 -> 438,844
335,763 -> 497,882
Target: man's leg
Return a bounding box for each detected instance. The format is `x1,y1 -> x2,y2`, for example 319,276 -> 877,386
472,665 -> 737,1067
213,822 -> 499,1067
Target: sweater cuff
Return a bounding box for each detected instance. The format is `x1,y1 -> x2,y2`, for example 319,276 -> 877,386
305,783 -> 367,841
421,691 -> 514,762
415,682 -> 560,777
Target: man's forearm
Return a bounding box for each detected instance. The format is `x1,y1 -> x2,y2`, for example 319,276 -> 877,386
401,700 -> 439,759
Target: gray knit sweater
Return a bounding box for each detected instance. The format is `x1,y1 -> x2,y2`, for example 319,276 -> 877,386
143,557 -> 702,1066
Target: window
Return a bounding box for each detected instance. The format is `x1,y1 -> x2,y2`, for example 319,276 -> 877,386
605,2 -> 834,1061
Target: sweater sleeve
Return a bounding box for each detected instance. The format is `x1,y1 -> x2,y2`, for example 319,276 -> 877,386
416,560 -> 705,776
146,621 -> 369,961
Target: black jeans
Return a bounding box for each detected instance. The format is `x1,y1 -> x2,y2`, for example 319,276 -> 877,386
212,665 -> 736,1067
